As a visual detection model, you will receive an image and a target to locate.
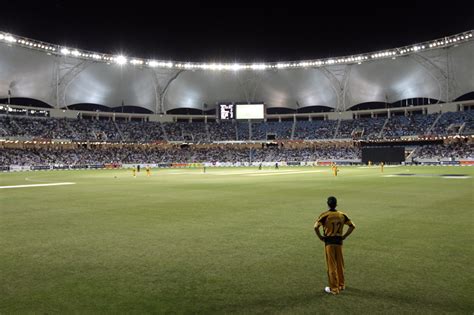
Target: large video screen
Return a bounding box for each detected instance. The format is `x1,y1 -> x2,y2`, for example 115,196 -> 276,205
218,104 -> 235,120
236,104 -> 264,119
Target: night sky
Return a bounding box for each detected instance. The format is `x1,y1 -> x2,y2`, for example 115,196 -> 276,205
1,1 -> 473,62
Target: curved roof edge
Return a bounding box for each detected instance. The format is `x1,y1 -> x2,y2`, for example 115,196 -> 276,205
0,30 -> 472,71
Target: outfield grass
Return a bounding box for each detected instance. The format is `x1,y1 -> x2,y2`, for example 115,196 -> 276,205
1,166 -> 473,314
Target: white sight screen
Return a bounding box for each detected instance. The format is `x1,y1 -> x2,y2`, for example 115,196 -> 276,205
236,104 -> 265,119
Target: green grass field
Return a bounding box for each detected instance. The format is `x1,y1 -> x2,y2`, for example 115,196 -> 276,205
1,166 -> 473,314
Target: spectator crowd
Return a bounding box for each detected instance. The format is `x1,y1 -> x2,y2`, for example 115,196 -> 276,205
1,110 -> 473,143
1,110 -> 473,166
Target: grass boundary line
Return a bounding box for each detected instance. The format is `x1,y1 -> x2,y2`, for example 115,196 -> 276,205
0,182 -> 76,189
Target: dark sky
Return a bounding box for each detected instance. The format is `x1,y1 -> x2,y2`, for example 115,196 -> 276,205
1,1 -> 473,62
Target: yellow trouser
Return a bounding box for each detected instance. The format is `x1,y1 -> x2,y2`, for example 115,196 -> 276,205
325,245 -> 345,294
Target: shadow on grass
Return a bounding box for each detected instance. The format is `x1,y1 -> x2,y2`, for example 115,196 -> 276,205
343,287 -> 468,313
207,288 -> 361,314
202,286 -> 471,314
205,290 -> 326,314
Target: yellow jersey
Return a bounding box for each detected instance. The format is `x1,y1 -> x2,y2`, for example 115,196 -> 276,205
315,210 -> 355,245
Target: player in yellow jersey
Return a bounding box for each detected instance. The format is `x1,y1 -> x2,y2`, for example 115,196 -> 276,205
132,167 -> 136,178
368,160 -> 372,167
380,161 -> 384,173
333,165 -> 339,177
146,166 -> 151,177
314,196 -> 355,295
331,163 -> 338,176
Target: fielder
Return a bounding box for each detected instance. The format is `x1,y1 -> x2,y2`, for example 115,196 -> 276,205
314,196 -> 356,295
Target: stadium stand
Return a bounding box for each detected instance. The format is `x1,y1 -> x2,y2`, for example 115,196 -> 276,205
413,142 -> 474,160
116,120 -> 166,142
293,120 -> 337,140
1,108 -> 474,167
0,143 -> 362,166
2,140 -> 472,167
430,111 -> 474,135
208,121 -> 237,141
383,113 -> 439,138
1,110 -> 474,142
250,121 -> 293,140
336,116 -> 386,139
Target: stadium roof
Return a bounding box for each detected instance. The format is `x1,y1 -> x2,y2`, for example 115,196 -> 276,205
0,4 -> 473,113
1,31 -> 472,113
0,30 -> 472,70
1,3 -> 473,62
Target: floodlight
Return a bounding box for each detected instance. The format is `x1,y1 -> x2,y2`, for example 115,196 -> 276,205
114,55 -> 127,65
5,35 -> 16,42
227,64 -> 240,71
251,64 -> 267,70
148,60 -> 158,67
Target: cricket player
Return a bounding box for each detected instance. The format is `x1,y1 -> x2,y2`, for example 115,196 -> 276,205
146,166 -> 151,177
314,196 -> 355,295
333,165 -> 339,177
132,167 -> 137,178
380,162 -> 384,173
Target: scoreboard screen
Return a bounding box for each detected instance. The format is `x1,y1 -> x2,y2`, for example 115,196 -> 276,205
218,104 -> 235,120
235,104 -> 264,119
218,103 -> 265,120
